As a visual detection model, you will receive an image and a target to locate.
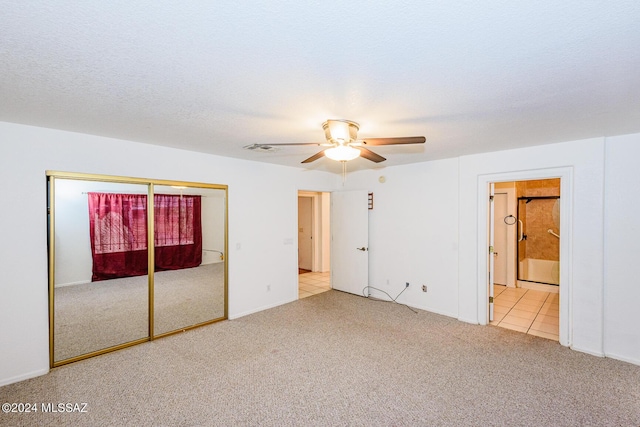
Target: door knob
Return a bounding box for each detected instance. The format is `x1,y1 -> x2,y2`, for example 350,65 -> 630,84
356,247 -> 367,251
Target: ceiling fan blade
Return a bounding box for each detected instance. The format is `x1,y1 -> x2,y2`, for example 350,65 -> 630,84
254,142 -> 328,147
301,150 -> 326,163
361,136 -> 426,146
358,147 -> 386,163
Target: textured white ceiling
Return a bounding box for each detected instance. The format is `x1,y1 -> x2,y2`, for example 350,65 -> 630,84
1,1 -> 639,173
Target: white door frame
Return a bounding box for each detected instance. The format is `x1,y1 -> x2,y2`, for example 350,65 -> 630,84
477,168 -> 572,347
489,183 -> 495,322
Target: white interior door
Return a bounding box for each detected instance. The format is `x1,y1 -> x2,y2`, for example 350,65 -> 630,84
331,190 -> 368,296
489,183 -> 495,321
297,196 -> 313,271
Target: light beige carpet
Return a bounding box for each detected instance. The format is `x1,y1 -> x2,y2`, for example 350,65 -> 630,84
3,290 -> 639,426
54,263 -> 225,362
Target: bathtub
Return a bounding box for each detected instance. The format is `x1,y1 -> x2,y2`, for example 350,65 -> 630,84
519,258 -> 559,285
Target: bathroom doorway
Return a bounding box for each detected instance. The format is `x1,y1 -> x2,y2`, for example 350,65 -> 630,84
489,179 -> 561,341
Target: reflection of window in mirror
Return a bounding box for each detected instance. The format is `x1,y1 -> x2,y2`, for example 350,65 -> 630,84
153,185 -> 227,336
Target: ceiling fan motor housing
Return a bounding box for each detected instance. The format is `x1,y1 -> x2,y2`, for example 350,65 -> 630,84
323,119 -> 359,144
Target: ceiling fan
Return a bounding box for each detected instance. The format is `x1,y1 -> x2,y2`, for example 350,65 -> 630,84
244,119 -> 426,164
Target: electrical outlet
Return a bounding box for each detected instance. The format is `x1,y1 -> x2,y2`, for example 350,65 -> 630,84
422,285 -> 427,292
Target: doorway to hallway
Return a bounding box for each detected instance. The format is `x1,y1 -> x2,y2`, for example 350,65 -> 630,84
297,191 -> 331,298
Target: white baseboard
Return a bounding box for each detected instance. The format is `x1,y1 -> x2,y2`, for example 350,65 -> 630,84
364,289 -> 459,319
405,303 -> 458,320
56,280 -> 90,288
457,316 -> 481,325
366,287 -> 394,300
0,367 -> 49,387
229,297 -> 297,320
570,344 -> 605,358
201,259 -> 224,266
604,352 -> 640,367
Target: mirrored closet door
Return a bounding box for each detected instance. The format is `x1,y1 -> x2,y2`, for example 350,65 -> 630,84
51,178 -> 150,363
48,172 -> 228,367
152,185 -> 227,336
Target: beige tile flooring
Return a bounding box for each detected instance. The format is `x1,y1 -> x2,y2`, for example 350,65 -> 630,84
491,284 -> 560,341
298,271 -> 331,299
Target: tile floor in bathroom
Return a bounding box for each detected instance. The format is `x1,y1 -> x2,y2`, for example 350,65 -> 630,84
491,284 -> 559,341
298,271 -> 331,299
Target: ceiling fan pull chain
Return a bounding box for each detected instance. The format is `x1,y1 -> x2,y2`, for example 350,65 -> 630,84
342,161 -> 347,185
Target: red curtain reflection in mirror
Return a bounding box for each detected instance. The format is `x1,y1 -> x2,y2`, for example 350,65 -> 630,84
154,194 -> 202,271
88,193 -> 202,281
88,192 -> 148,281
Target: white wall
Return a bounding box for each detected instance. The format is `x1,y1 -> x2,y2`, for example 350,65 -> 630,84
344,136 -> 640,365
603,133 -> 640,365
342,158 -> 461,318
0,121 -> 337,386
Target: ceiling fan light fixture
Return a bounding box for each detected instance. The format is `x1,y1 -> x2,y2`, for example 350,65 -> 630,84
323,119 -> 359,143
249,119 -> 424,167
324,145 -> 360,161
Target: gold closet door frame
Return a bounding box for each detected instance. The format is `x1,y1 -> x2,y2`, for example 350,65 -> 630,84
47,170 -> 229,368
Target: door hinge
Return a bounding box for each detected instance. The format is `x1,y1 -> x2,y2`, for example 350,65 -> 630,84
489,296 -> 494,303
489,245 -> 494,254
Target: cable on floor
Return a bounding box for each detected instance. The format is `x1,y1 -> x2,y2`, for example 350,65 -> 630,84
362,285 -> 418,314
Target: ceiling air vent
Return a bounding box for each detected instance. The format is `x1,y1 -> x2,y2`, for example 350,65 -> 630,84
243,144 -> 278,153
